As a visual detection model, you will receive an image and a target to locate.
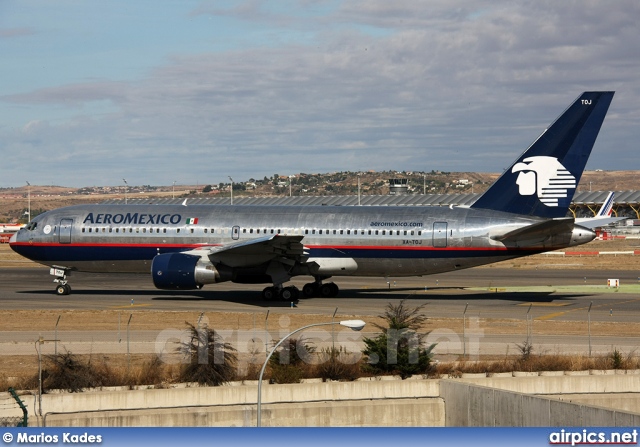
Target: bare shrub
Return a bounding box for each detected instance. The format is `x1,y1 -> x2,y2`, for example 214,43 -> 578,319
268,337 -> 315,384
40,350 -> 103,393
313,347 -> 362,382
178,322 -> 237,386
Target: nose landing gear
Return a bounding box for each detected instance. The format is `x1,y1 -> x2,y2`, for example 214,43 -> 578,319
51,267 -> 72,296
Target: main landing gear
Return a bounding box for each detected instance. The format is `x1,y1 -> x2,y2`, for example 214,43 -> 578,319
262,285 -> 300,301
51,267 -> 72,296
261,279 -> 340,301
302,281 -> 339,298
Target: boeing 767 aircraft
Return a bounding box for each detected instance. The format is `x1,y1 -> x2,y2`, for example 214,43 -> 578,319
10,92 -> 615,300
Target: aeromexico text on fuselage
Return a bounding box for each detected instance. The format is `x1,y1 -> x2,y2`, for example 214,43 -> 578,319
83,212 -> 183,226
81,212 -> 424,228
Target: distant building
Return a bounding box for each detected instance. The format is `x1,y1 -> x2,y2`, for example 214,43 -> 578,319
389,178 -> 409,195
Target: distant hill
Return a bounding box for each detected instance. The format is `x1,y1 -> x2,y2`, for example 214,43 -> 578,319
1,170 -> 638,223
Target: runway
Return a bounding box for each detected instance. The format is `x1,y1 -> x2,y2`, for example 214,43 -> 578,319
1,267 -> 640,322
2,267 -> 640,358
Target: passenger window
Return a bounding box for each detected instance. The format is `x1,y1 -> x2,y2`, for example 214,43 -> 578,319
177,229 -> 180,234
190,228 -> 194,234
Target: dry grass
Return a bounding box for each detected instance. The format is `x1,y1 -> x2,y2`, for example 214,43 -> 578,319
3,348 -> 640,392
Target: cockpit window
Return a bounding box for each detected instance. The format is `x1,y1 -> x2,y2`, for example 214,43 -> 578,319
25,222 -> 37,231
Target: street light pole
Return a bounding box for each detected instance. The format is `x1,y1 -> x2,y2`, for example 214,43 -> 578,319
123,178 -> 128,204
35,337 -> 43,419
357,174 -> 361,206
257,319 -> 365,426
462,303 -> 468,357
228,176 -> 233,205
588,301 -> 593,357
26,181 -> 31,222
172,181 -> 176,199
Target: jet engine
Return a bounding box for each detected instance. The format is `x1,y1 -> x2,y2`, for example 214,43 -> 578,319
151,253 -> 226,290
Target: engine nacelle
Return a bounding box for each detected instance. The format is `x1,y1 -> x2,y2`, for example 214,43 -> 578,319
151,253 -> 226,290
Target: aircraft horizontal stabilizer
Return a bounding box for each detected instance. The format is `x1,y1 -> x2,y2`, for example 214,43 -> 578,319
491,218 -> 574,244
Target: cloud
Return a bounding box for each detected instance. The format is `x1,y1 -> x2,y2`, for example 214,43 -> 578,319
2,1 -> 639,187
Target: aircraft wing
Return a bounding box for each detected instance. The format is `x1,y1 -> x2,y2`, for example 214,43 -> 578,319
182,234 -> 307,268
574,216 -> 626,229
491,218 -> 575,244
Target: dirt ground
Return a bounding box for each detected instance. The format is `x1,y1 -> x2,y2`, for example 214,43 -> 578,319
2,234 -> 640,380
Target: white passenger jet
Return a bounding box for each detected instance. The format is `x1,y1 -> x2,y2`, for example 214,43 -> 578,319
10,92 -> 615,299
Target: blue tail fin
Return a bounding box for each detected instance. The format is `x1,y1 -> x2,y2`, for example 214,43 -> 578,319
596,192 -> 615,217
471,92 -> 614,218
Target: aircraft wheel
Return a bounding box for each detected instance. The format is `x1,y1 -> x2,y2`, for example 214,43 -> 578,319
56,284 -> 70,296
280,286 -> 299,301
302,283 -> 318,298
262,287 -> 277,301
329,282 -> 339,297
319,283 -> 335,298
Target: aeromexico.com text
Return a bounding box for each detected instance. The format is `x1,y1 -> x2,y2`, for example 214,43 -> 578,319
83,213 -> 182,225
370,221 -> 423,227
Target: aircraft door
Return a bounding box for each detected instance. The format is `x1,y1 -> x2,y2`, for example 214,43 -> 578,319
232,225 -> 240,240
59,219 -> 73,244
433,222 -> 448,248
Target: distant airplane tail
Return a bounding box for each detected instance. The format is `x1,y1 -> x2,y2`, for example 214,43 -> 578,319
471,92 -> 615,218
596,191 -> 615,217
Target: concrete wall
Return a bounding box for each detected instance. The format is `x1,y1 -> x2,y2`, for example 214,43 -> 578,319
37,379 -> 444,427
44,399 -> 444,427
455,373 -> 640,396
552,394 -> 640,414
440,380 -> 640,427
11,374 -> 640,427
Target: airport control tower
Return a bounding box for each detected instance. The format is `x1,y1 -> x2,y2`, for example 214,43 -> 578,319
388,178 -> 409,195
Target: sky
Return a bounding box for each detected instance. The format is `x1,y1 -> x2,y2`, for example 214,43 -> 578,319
1,0 -> 639,188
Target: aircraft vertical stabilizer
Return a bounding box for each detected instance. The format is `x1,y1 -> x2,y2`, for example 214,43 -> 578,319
471,92 -> 614,218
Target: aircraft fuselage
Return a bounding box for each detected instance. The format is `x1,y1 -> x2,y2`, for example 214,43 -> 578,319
10,203 -> 594,278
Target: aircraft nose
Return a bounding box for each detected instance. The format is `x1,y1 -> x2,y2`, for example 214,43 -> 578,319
9,232 -> 17,244
570,225 -> 596,246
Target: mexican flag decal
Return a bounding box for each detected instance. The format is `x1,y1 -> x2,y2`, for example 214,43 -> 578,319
186,217 -> 199,224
